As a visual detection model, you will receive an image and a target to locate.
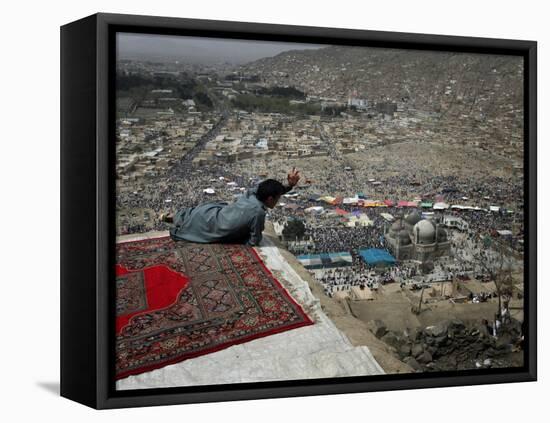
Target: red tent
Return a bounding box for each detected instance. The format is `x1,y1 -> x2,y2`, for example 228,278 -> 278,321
331,196 -> 344,205
397,200 -> 418,208
334,207 -> 349,216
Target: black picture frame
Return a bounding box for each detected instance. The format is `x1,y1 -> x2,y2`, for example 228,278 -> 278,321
60,12 -> 537,409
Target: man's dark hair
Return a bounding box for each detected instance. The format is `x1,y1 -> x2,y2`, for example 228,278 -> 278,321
257,179 -> 286,202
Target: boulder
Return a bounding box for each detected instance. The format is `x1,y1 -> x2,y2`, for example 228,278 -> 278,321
367,320 -> 387,338
381,331 -> 402,349
403,327 -> 420,342
403,356 -> 422,372
476,323 -> 492,339
426,346 -> 438,356
446,355 -> 458,369
399,344 -> 412,358
434,335 -> 448,346
469,328 -> 480,337
471,342 -> 485,352
424,321 -> 450,338
411,343 -> 424,358
495,333 -> 514,350
416,350 -> 433,364
449,319 -> 466,331
424,362 -> 437,370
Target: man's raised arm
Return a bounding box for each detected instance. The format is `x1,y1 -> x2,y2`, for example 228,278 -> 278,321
284,167 -> 301,193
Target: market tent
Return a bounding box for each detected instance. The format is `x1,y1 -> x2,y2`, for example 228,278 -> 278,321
421,201 -> 433,208
397,200 -> 418,208
346,214 -> 373,227
383,199 -> 395,207
433,202 -> 450,210
320,196 -> 336,204
334,207 -> 349,216
452,204 -> 475,210
359,200 -> 382,208
305,206 -> 324,213
497,230 -> 513,236
362,200 -> 378,207
380,212 -> 394,222
297,252 -> 353,269
343,197 -> 359,205
358,249 -> 396,266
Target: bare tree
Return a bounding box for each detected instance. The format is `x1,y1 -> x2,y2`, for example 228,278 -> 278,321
473,236 -> 514,321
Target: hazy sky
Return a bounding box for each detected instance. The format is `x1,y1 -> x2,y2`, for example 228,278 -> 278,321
117,33 -> 324,65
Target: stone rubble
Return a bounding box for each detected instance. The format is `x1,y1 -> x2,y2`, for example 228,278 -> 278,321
367,317 -> 523,372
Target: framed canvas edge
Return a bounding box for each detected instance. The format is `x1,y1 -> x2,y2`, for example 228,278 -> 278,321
61,12 -> 538,409
60,13 -> 99,409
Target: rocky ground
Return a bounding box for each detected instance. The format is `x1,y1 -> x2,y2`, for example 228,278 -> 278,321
366,317 -> 524,372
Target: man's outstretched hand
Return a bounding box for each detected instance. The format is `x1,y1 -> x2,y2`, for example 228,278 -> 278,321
287,167 -> 301,188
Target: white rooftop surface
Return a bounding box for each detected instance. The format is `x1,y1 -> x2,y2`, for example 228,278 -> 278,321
116,233 -> 384,390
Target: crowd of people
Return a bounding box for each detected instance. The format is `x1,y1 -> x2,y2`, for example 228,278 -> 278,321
317,260 -> 445,297
288,224 -> 385,255
116,163 -> 248,234
115,155 -> 522,297
470,291 -> 497,303
115,117 -> 524,307
316,264 -> 402,296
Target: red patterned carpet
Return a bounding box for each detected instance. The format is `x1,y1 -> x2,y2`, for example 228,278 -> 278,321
115,237 -> 313,380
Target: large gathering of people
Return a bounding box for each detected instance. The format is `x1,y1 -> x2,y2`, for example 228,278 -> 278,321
115,123 -> 524,306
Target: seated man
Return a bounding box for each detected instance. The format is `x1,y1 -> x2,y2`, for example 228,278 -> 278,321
163,168 -> 300,246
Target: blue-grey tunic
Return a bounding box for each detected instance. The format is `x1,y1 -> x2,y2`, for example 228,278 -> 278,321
169,187 -> 267,246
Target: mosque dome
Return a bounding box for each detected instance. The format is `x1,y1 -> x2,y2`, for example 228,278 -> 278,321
436,227 -> 448,242
389,219 -> 404,235
405,212 -> 422,226
413,219 -> 436,244
390,220 -> 401,232
398,229 -> 411,245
